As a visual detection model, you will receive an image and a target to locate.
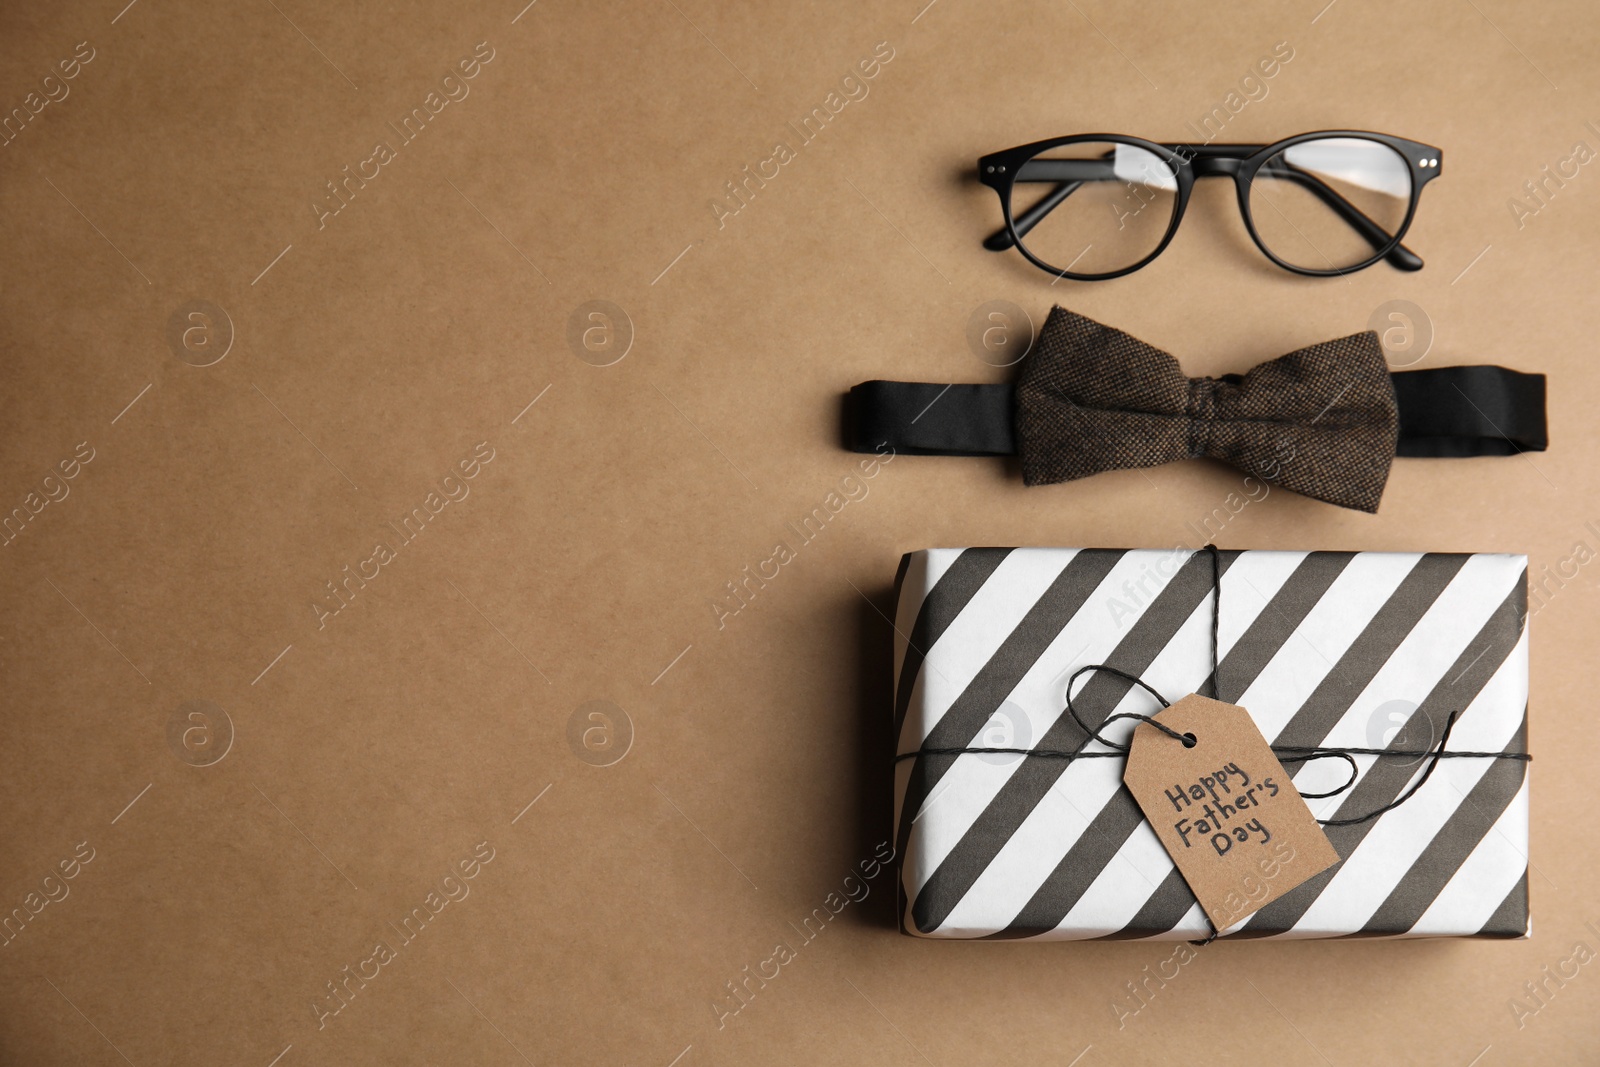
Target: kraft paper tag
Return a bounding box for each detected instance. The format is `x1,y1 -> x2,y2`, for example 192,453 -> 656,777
1123,694 -> 1340,932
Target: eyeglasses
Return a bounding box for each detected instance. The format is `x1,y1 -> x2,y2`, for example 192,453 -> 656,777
979,131 -> 1441,280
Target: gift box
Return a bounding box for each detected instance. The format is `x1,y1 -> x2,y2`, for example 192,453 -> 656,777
891,547 -> 1530,940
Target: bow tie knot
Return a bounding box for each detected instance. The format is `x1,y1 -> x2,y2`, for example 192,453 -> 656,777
1184,376 -> 1226,455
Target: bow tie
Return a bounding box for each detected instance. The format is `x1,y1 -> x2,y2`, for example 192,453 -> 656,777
844,307 -> 1546,512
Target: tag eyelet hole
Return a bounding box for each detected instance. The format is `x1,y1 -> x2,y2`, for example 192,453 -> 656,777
1181,732 -> 1198,748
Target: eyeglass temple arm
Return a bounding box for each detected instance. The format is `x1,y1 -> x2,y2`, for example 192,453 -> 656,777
984,160 -> 1424,271
982,180 -> 1083,251
981,157 -> 1114,252
1259,160 -> 1422,271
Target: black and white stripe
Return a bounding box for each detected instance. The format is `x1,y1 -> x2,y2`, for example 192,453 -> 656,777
893,548 -> 1530,941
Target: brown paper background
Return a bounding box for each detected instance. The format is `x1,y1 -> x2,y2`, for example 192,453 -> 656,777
2,0 -> 1597,1063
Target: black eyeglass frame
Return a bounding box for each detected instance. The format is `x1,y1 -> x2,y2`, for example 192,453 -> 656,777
979,131 -> 1443,280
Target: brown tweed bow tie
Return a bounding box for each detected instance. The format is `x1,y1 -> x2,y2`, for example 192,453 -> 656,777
1017,307 -> 1397,511
843,306 -> 1547,513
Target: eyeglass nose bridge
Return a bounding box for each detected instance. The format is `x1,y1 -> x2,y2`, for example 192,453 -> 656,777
1186,156 -> 1244,179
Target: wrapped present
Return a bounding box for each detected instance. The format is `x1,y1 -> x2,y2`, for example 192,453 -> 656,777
891,547 -> 1530,940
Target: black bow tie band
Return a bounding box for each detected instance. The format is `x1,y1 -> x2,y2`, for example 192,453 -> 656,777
844,307 -> 1546,512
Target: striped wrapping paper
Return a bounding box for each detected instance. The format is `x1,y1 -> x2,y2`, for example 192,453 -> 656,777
891,548 -> 1530,941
